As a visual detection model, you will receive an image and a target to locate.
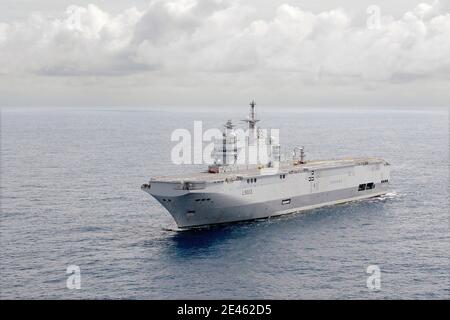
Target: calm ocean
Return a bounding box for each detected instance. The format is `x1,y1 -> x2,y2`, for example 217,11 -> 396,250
1,107 -> 448,299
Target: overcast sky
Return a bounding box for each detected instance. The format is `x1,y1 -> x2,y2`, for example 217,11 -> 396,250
1,0 -> 449,107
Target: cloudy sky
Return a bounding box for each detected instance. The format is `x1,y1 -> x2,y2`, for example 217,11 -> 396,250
1,0 -> 449,107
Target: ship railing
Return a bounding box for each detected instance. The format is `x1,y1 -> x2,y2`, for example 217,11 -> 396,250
175,181 -> 206,190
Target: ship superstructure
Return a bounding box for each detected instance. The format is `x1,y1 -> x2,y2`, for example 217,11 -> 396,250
142,102 -> 390,228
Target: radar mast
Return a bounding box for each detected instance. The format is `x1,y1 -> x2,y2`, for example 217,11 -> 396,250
243,100 -> 260,130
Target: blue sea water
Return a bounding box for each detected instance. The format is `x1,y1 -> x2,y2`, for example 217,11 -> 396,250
0,106 -> 449,299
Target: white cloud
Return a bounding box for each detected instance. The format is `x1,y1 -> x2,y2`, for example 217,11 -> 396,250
0,0 -> 449,86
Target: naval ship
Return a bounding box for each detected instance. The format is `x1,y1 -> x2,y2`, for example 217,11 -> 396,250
142,102 -> 390,228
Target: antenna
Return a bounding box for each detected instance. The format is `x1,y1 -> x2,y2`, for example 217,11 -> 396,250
300,146 -> 305,164
293,146 -> 306,164
224,119 -> 235,130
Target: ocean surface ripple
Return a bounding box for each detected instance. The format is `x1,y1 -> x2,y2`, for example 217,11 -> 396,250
1,107 -> 449,299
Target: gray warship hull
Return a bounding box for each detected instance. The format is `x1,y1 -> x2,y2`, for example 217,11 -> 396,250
142,158 -> 390,228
